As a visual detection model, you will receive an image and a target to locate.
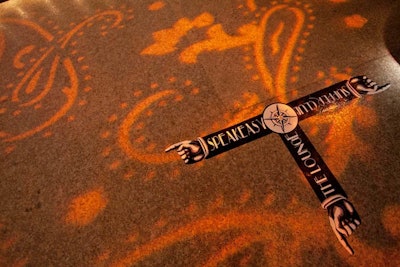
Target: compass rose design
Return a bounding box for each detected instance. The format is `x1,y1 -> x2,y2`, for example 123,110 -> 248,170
263,103 -> 298,134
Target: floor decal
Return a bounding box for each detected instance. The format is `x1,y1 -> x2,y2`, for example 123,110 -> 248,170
166,76 -> 389,255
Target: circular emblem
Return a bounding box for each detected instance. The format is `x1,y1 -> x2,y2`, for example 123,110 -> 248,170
263,103 -> 298,134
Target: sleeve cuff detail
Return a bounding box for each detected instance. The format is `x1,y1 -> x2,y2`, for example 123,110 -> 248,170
197,137 -> 209,158
321,194 -> 347,209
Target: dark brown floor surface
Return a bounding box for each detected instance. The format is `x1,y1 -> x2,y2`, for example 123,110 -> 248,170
1,0 -> 400,266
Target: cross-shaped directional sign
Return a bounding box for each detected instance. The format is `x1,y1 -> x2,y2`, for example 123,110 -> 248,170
166,76 -> 390,255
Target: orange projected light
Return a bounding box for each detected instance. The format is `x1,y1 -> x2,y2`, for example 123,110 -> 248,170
65,188 -> 108,226
141,2 -> 315,102
0,7 -> 133,153
344,14 -> 368,29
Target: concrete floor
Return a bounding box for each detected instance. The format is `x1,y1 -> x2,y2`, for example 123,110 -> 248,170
1,0 -> 400,266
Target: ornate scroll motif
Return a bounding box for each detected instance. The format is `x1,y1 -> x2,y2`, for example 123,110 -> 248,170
0,9 -> 130,151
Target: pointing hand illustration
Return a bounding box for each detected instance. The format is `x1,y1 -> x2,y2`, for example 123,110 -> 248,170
165,140 -> 205,164
349,75 -> 390,95
327,199 -> 361,255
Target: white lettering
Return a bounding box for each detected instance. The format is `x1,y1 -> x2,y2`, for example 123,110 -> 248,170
226,131 -> 237,143
310,165 -> 322,175
304,158 -> 316,168
218,133 -> 227,147
245,123 -> 257,135
237,125 -> 248,139
340,86 -> 351,97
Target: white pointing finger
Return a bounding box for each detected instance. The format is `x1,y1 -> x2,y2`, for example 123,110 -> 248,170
343,224 -> 353,236
337,226 -> 348,237
165,142 -> 185,152
344,201 -> 354,213
330,217 -> 354,255
379,83 -> 391,91
349,222 -> 357,231
339,233 -> 354,255
334,212 -> 348,237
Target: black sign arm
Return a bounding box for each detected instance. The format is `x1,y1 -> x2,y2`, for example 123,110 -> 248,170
287,80 -> 358,120
281,125 -> 362,255
165,114 -> 273,163
198,115 -> 272,159
165,76 -> 389,164
287,76 -> 390,121
281,125 -> 348,206
200,76 -> 389,159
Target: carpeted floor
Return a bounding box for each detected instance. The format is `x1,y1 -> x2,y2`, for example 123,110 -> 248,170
1,0 -> 400,266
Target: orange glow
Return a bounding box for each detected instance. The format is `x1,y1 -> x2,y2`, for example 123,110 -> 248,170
141,13 -> 214,56
96,250 -> 111,263
382,205 -> 400,239
0,235 -> 18,250
11,47 -> 55,103
109,160 -> 122,170
238,189 -> 252,204
65,188 -> 108,226
111,201 -> 400,266
13,45 -> 35,69
4,58 -> 78,142
111,206 -> 328,266
142,4 -> 311,102
118,90 -> 178,164
307,101 -> 377,177
270,22 -> 284,55
148,1 -> 165,11
0,10 -> 126,146
344,14 -> 368,28
58,11 -> 123,48
257,6 -> 306,102
4,145 -> 16,154
21,55 -> 60,107
246,0 -> 257,12
202,234 -> 254,267
208,195 -> 224,210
